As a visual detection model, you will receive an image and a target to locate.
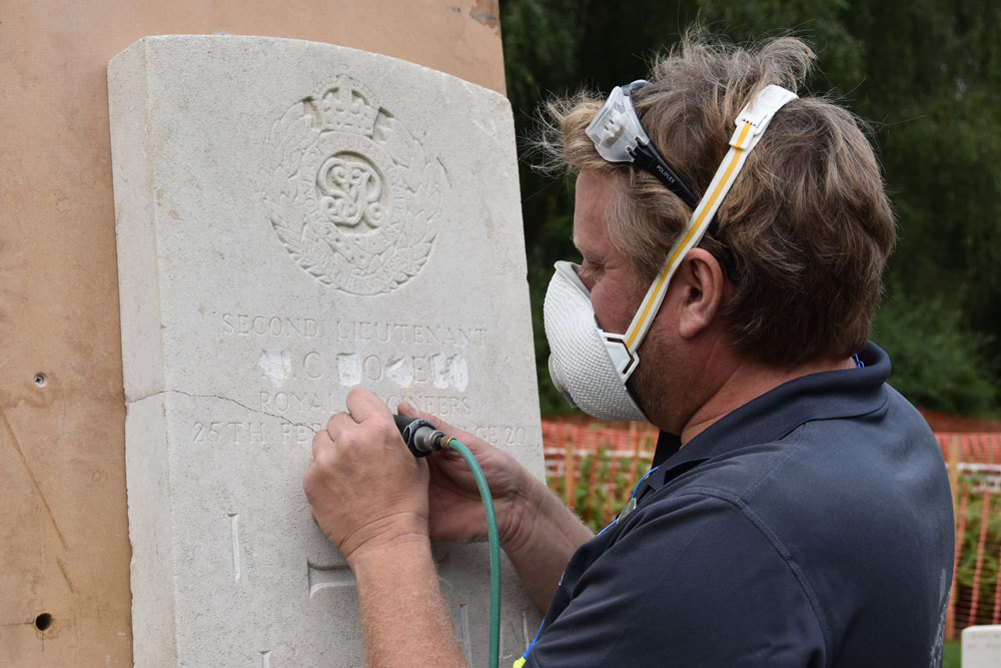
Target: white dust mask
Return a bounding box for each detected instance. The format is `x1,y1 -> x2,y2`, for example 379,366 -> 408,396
543,260 -> 647,421
544,83 -> 799,420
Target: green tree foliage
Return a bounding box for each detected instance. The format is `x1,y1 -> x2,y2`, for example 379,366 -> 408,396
874,294 -> 995,414
500,0 -> 1001,417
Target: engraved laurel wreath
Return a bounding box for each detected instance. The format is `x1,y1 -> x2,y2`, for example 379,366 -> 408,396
263,74 -> 444,295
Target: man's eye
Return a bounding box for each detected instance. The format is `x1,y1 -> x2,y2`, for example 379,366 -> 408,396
577,260 -> 602,290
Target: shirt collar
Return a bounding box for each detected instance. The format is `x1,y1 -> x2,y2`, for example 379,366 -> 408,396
644,341 -> 891,493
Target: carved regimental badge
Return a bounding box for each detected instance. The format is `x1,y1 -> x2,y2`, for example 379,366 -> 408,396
264,75 -> 444,295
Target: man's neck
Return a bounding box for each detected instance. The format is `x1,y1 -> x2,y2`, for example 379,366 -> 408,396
678,355 -> 857,447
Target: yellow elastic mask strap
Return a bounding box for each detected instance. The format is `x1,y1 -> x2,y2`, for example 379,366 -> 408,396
608,84 -> 799,375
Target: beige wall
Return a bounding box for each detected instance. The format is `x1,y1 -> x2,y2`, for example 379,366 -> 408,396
0,2 -> 504,664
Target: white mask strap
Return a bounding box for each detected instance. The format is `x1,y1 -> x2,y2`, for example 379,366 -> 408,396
604,84 -> 799,382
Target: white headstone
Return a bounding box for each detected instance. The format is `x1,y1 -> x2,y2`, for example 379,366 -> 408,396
109,35 -> 543,666
963,625 -> 1001,668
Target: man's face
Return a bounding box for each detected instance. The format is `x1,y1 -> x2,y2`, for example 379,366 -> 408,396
571,169 -> 692,428
572,170 -> 649,336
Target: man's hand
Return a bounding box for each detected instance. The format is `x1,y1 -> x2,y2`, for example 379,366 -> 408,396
396,402 -> 591,613
304,391 -> 591,613
303,389 -> 467,665
303,388 -> 430,564
396,401 -> 533,549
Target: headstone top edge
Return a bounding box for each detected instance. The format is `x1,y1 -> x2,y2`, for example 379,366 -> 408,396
107,34 -> 511,107
963,624 -> 1001,635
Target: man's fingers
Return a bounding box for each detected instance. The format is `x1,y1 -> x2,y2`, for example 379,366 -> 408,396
396,400 -> 421,418
314,407 -> 375,460
326,389 -> 406,455
344,387 -> 392,423
324,411 -> 359,442
311,427 -> 332,461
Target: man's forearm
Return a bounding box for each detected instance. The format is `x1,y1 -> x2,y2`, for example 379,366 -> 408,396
350,536 -> 466,667
502,471 -> 593,612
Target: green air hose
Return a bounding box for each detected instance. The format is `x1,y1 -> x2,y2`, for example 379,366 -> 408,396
393,414 -> 501,668
445,437 -> 501,668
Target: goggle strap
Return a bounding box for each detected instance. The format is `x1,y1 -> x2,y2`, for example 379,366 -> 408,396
620,85 -> 798,359
630,141 -> 699,209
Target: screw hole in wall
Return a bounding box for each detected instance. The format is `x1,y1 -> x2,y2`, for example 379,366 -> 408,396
33,373 -> 47,387
34,612 -> 53,632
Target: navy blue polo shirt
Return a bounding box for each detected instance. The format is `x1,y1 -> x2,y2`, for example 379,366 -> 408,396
526,343 -> 954,667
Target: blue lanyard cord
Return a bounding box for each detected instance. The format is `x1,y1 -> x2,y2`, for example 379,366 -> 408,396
516,465 -> 662,666
514,620 -> 545,667
597,464 -> 660,537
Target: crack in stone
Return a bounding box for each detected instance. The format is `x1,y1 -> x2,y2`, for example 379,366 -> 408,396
127,389 -> 315,430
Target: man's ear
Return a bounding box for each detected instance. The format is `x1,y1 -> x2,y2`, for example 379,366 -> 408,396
676,248 -> 726,340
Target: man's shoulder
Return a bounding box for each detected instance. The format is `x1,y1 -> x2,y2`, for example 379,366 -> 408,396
616,387 -> 953,665
664,381 -> 939,496
538,488 -> 830,667
643,385 -> 948,554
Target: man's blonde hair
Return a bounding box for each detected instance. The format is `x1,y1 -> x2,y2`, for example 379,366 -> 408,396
546,31 -> 895,366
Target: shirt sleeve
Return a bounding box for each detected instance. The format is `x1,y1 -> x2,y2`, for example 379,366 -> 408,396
525,492 -> 828,668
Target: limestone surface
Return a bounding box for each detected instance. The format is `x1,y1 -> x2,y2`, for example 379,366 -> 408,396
109,35 -> 543,666
962,625 -> 1001,668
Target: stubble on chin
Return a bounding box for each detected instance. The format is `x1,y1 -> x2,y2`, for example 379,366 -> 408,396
628,335 -> 685,432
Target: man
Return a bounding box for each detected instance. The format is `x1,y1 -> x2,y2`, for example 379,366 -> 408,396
304,33 -> 954,666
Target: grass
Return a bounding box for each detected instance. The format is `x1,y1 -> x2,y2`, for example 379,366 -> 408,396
944,641 -> 960,668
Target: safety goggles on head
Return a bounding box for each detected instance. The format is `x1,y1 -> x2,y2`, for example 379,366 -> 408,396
585,80 -> 699,209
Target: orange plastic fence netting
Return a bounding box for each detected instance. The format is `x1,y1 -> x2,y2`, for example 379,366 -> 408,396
540,420 -> 1001,640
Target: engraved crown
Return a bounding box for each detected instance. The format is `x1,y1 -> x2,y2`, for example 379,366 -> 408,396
319,85 -> 379,137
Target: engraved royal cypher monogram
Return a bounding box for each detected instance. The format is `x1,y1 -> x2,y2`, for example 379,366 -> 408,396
263,74 -> 446,296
